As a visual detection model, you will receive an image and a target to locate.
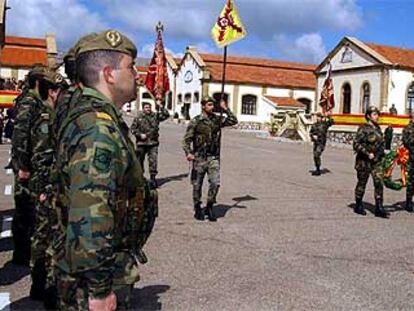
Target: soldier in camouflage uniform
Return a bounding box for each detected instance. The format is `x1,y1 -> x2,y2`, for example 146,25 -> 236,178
353,106 -> 388,218
28,70 -> 66,305
54,30 -> 149,311
402,114 -> 414,213
182,97 -> 238,222
131,101 -> 169,187
10,65 -> 47,266
309,112 -> 334,176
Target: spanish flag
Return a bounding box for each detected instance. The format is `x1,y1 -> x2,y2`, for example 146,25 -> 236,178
211,0 -> 247,48
0,90 -> 20,109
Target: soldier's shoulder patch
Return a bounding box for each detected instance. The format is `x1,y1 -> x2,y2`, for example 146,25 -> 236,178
96,112 -> 112,121
93,147 -> 112,173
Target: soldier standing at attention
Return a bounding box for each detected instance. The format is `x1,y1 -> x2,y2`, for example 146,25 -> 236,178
353,106 -> 388,218
309,112 -> 334,176
28,70 -> 66,307
182,97 -> 238,222
55,30 -> 146,311
11,66 -> 46,266
402,114 -> 414,213
131,101 -> 169,188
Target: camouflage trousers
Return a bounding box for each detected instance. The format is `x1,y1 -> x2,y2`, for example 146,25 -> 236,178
57,251 -> 140,311
355,160 -> 384,200
136,145 -> 158,177
12,175 -> 35,264
30,197 -> 59,291
407,161 -> 414,198
313,142 -> 326,167
191,157 -> 220,205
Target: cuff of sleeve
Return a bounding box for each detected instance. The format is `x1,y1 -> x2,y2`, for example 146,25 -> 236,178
87,275 -> 113,299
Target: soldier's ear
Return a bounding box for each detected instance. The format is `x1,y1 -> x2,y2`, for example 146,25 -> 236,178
102,65 -> 116,85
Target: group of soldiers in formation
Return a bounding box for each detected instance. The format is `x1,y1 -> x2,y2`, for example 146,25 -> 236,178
5,28 -> 238,311
311,105 -> 414,219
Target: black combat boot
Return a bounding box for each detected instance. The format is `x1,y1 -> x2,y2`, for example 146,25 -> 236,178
354,198 -> 366,216
406,194 -> 413,213
30,262 -> 46,301
150,174 -> 158,188
375,198 -> 388,218
206,202 -> 217,222
312,166 -> 321,176
194,203 -> 204,221
43,286 -> 58,310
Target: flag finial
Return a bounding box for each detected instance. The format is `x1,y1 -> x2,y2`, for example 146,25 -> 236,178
156,21 -> 164,33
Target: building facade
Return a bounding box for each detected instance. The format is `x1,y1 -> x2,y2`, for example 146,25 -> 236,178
0,34 -> 58,80
136,46 -> 317,128
316,36 -> 414,116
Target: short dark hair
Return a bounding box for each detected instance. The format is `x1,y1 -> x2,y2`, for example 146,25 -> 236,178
76,50 -> 124,87
39,79 -> 59,101
142,102 -> 151,108
28,74 -> 40,89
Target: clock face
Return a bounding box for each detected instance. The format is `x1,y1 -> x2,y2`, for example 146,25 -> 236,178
184,70 -> 193,83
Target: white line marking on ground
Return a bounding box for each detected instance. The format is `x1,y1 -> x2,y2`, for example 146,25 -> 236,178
0,292 -> 10,311
5,169 -> 12,175
4,185 -> 12,196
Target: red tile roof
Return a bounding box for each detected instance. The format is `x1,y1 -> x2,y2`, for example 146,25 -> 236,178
366,42 -> 414,70
0,36 -> 48,68
199,53 -> 316,89
264,96 -> 306,108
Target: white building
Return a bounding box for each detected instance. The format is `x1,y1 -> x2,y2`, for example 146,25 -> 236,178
136,46 -> 317,128
316,36 -> 414,115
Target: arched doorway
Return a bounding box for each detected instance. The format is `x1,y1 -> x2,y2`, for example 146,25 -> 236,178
342,83 -> 351,114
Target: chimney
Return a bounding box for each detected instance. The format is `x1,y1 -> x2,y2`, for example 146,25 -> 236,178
46,33 -> 57,68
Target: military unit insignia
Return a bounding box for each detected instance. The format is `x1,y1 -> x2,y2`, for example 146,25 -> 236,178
55,74 -> 64,84
96,112 -> 113,121
105,30 -> 122,48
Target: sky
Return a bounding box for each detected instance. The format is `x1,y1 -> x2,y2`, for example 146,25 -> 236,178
5,0 -> 414,64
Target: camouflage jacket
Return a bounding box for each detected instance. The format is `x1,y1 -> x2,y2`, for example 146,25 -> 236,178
29,101 -> 56,195
55,87 -> 145,298
182,109 -> 238,158
131,107 -> 169,146
310,117 -> 334,145
402,121 -> 414,161
353,122 -> 385,164
11,90 -> 44,172
54,84 -> 82,137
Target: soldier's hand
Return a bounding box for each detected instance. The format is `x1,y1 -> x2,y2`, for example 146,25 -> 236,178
39,193 -> 47,203
312,135 -> 318,141
18,170 -> 30,180
368,153 -> 375,160
140,134 -> 147,140
186,154 -> 195,161
220,100 -> 228,111
88,291 -> 117,311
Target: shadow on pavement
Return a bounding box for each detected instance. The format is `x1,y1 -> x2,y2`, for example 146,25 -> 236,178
348,201 -> 405,217
158,173 -> 189,187
308,168 -> 331,176
131,284 -> 170,311
215,195 -> 258,219
0,260 -> 30,286
2,297 -> 43,311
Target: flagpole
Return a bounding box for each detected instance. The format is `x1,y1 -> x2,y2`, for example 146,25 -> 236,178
218,45 -> 228,160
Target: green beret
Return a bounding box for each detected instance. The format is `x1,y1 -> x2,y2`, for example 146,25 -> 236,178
75,30 -> 137,58
29,64 -> 47,77
201,96 -> 216,105
63,47 -> 76,62
43,70 -> 65,86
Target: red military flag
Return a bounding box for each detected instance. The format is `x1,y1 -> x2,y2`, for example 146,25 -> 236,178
319,62 -> 335,113
145,22 -> 170,102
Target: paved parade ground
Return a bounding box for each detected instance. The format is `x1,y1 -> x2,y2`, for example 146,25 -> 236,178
1,120 -> 414,310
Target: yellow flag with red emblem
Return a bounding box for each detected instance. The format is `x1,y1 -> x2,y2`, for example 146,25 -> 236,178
211,0 -> 247,48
